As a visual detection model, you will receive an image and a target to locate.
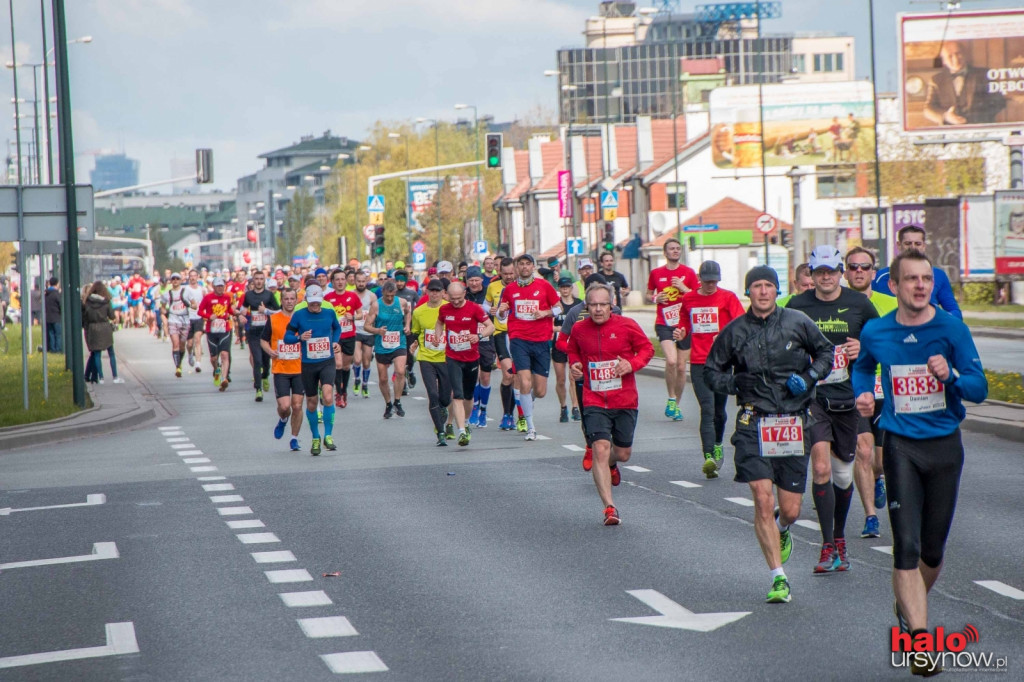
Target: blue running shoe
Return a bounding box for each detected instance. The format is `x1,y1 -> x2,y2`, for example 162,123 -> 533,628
672,407 -> 684,422
874,477 -> 886,510
813,543 -> 841,574
476,409 -> 488,428
470,404 -> 480,424
273,419 -> 286,440
664,399 -> 676,418
499,414 -> 513,431
289,438 -> 300,452
861,515 -> 880,538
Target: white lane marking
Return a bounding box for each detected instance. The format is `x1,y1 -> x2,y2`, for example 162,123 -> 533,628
226,519 -> 264,529
872,546 -> 894,555
975,581 -> 1024,600
623,465 -> 650,473
280,591 -> 332,607
190,466 -> 218,473
298,616 -> 359,639
184,458 -> 212,464
202,484 -> 235,492
197,476 -> 226,481
164,437 -> 190,443
265,569 -> 312,584
562,444 -> 584,452
209,495 -> 244,503
216,506 -> 252,516
0,542 -> 119,570
534,434 -> 551,441
320,651 -> 388,674
610,590 -> 750,632
725,497 -> 754,507
0,493 -> 106,516
170,444 -> 197,450
794,520 -> 820,531
670,480 -> 702,489
177,450 -> 204,456
157,426 -> 180,431
237,533 -> 280,544
252,551 -> 296,564
0,622 -> 139,669
412,396 -> 425,401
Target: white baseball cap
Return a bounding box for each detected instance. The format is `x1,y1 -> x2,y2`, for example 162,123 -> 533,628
212,277 -> 225,286
437,260 -> 454,273
809,245 -> 844,272
305,284 -> 325,303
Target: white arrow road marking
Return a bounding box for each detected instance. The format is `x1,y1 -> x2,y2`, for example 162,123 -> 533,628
610,590 -> 751,632
0,542 -> 119,570
0,494 -> 106,516
975,580 -> 1024,600
871,546 -> 893,555
0,621 -> 138,669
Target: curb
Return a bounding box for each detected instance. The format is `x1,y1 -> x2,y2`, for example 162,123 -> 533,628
968,327 -> 1024,340
0,404 -> 156,453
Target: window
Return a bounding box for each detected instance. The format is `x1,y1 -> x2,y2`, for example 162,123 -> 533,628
835,52 -> 844,72
816,165 -> 857,198
667,183 -> 687,209
813,53 -> 845,73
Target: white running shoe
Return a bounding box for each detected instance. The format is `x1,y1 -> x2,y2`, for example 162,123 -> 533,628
188,353 -> 195,367
525,429 -> 537,441
112,377 -> 125,384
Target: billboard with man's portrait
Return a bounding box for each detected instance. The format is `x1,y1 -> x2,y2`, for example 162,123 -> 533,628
900,10 -> 1024,132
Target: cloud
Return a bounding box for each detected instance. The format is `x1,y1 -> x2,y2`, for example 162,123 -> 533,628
89,0 -> 203,35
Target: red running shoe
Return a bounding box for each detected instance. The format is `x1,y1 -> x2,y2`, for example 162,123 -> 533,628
610,464 -> 621,487
338,392 -> 347,409
603,505 -> 620,526
582,447 -> 593,471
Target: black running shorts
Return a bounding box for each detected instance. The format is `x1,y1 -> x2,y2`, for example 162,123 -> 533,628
582,407 -> 638,448
655,323 -> 691,351
274,373 -> 304,399
731,412 -> 810,493
301,360 -> 336,398
808,398 -> 859,463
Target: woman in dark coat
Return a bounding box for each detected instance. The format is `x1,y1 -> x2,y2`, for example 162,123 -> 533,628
82,281 -> 122,384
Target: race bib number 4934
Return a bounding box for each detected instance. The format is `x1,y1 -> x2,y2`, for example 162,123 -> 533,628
891,364 -> 945,414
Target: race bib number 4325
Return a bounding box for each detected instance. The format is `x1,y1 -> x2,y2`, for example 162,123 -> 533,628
891,364 -> 946,414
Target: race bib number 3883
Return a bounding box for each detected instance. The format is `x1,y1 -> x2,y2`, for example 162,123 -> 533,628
890,364 -> 946,414
758,415 -> 804,458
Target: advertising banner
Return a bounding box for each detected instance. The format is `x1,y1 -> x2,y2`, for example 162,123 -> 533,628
900,10 -> 1024,132
892,203 -> 927,234
959,195 -> 995,280
557,170 -> 573,218
406,177 -> 480,230
709,81 -> 875,168
994,189 -> 1024,276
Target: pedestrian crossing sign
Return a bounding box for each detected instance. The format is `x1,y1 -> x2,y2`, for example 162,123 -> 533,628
600,191 -> 618,209
367,195 -> 385,213
369,212 -> 383,225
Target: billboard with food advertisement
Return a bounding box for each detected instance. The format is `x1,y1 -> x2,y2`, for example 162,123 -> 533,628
709,81 -> 875,169
900,10 -> 1024,132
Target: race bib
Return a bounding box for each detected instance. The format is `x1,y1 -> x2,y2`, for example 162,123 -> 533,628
448,330 -> 472,352
382,330 -> 401,350
588,359 -> 622,393
210,318 -> 227,334
424,329 -> 445,351
250,312 -> 268,327
873,373 -> 884,400
340,317 -> 354,334
515,299 -> 539,321
891,364 -> 946,414
169,301 -> 187,316
690,306 -> 719,334
758,415 -> 805,457
662,302 -> 682,327
818,346 -> 849,385
306,336 -> 332,360
277,340 -> 301,361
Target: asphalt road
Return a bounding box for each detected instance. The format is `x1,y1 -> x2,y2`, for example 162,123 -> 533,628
1,329 -> 1021,681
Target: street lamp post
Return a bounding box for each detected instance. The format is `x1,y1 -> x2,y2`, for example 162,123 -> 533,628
388,132 -> 413,252
455,103 -> 483,244
416,117 -> 442,260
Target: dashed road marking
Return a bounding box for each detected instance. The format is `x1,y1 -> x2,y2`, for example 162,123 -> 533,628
237,533 -> 280,545
725,497 -> 754,507
216,506 -> 253,516
202,484 -> 235,492
171,444 -> 197,450
975,580 -> 1024,600
210,495 -> 244,504
280,591 -> 332,607
412,396 -> 425,401
184,458 -> 212,464
535,434 -> 551,441
871,546 -> 893,555
197,476 -> 226,481
623,465 -> 650,473
157,426 -> 180,431
177,450 -> 204,456
265,569 -> 313,584
190,466 -> 218,473
670,480 -> 702,489
252,551 -> 296,564
320,651 -> 388,674
562,444 -> 584,452
164,437 -> 190,443
794,520 -> 820,531
298,616 -> 358,638
226,519 -> 264,529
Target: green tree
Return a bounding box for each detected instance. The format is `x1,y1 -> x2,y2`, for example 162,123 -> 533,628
150,229 -> 185,274
279,188 -> 315,265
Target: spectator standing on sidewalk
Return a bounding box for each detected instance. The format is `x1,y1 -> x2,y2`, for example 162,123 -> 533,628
44,277 -> 63,353
82,281 -> 123,384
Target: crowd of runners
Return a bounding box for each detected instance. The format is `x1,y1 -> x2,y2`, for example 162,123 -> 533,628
103,223 -> 985,671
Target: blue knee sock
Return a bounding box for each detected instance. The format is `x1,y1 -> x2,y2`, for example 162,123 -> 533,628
306,409 -> 321,439
479,385 -> 491,408
323,404 -> 335,437
472,384 -> 482,407
362,367 -> 371,385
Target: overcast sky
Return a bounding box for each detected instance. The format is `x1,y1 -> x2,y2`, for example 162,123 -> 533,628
0,0 -> 1016,193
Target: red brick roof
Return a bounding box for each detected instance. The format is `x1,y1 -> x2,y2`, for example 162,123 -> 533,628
640,129 -> 706,179
646,197 -> 792,247
496,150 -> 532,202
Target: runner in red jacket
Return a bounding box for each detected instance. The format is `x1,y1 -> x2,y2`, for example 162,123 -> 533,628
567,283 -> 654,526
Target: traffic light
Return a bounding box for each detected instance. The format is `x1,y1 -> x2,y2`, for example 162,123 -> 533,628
485,133 -> 503,169
780,230 -> 791,247
246,228 -> 257,243
602,222 -> 615,252
196,148 -> 213,184
373,225 -> 386,256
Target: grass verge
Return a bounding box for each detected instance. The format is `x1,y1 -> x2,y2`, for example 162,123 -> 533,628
985,370 -> 1024,405
964,317 -> 1024,329
960,302 -> 1024,313
0,323 -> 89,428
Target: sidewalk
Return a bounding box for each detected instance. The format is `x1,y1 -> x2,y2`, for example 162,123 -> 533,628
639,358 -> 1024,444
0,331 -> 171,452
